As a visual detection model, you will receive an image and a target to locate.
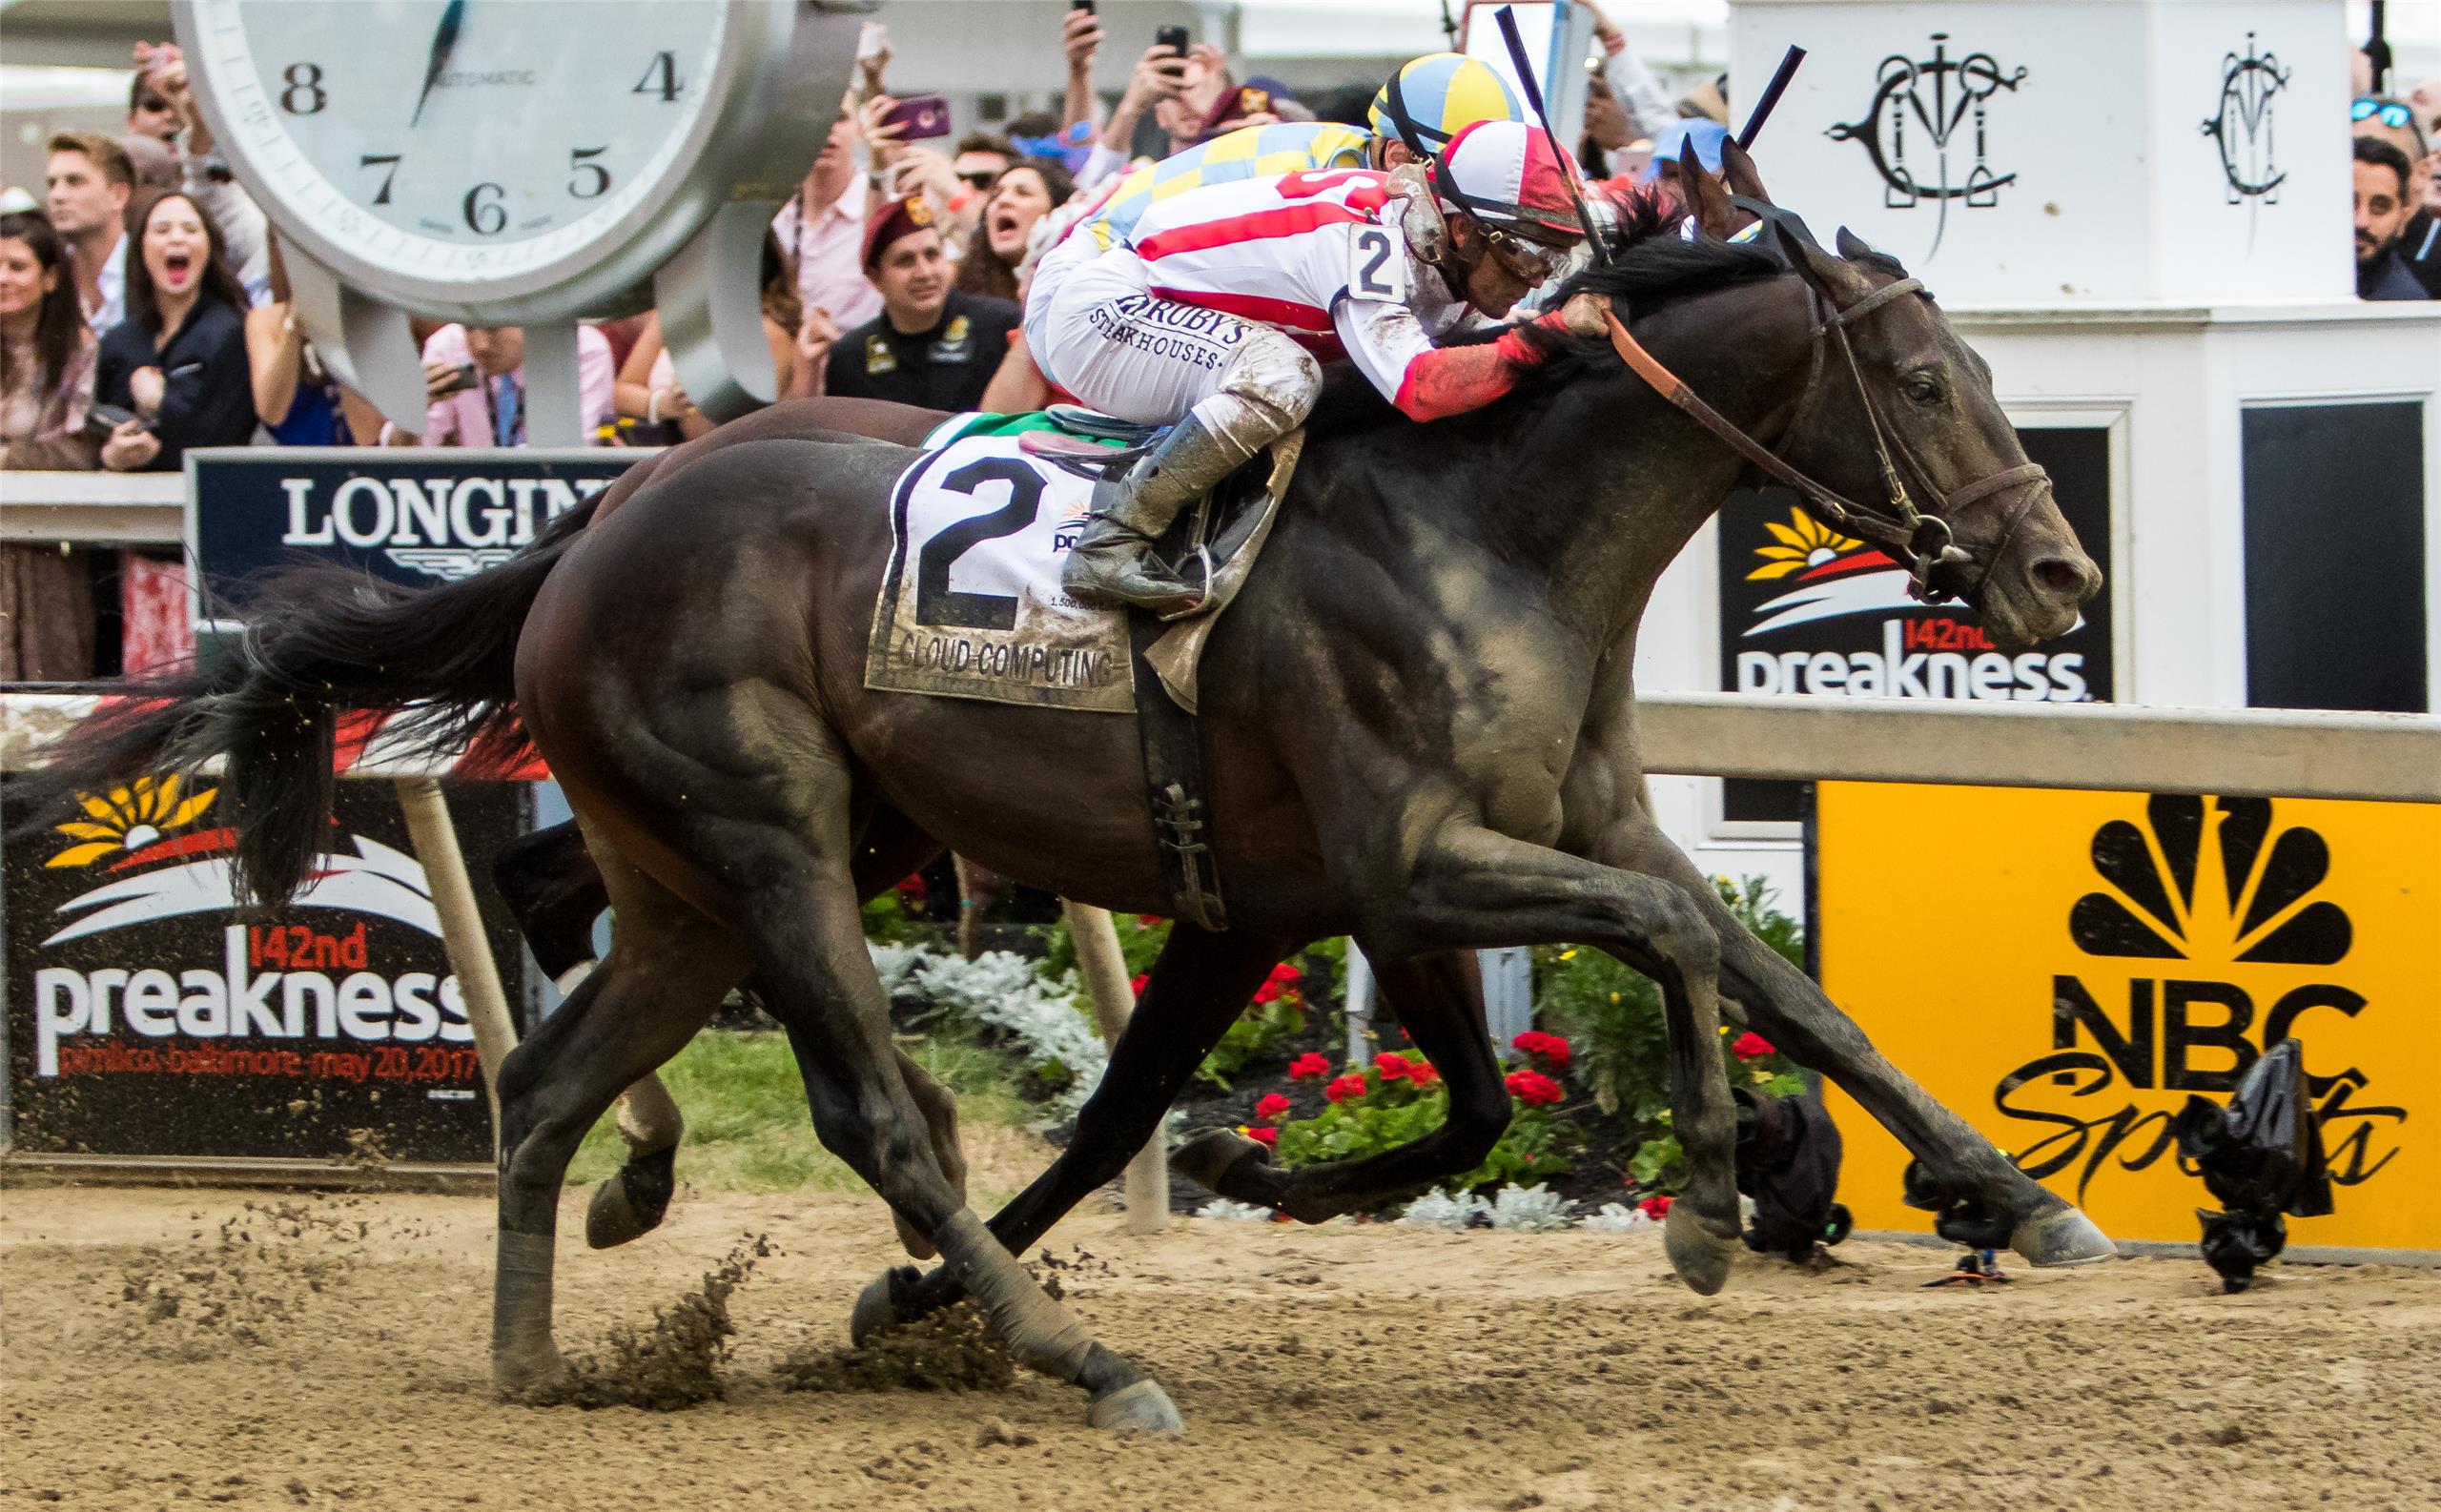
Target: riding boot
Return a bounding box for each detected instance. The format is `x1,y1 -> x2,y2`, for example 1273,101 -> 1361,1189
1060,412 -> 1250,617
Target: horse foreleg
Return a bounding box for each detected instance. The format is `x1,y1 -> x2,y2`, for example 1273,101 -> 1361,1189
1359,825 -> 1743,1296
1602,815 -> 2115,1268
1178,951 -> 1514,1223
489,839 -> 745,1398
860,923 -> 1285,1333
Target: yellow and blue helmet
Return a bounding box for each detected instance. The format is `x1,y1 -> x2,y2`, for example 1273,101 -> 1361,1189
1368,52 -> 1526,159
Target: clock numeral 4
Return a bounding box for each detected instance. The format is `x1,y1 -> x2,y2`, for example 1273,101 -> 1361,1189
463,182 -> 506,235
568,148 -> 611,199
359,154 -> 402,206
280,62 -> 327,115
634,51 -> 681,102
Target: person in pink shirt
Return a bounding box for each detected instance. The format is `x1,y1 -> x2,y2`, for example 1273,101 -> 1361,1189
772,105 -> 884,343
392,323 -> 615,446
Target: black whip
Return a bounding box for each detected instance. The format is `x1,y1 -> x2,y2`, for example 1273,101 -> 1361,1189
1736,45 -> 1807,149
1493,5 -> 1609,265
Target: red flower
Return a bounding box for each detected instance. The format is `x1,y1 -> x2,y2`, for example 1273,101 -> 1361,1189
1131,973 -> 1150,998
1406,1061 -> 1440,1088
1325,1073 -> 1369,1104
894,872 -> 927,901
1136,914 -> 1163,928
1252,961 -> 1303,1006
1639,1194 -> 1673,1221
1373,1052 -> 1415,1081
1242,1124 -> 1279,1149
1732,1032 -> 1776,1061
1288,1052 -> 1332,1082
1511,1030 -> 1572,1071
1505,1070 -> 1565,1107
1254,1093 -> 1292,1122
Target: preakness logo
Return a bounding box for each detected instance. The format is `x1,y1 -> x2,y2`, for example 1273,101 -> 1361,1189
28,774 -> 471,1078
1997,795 -> 2402,1202
1730,505 -> 2090,702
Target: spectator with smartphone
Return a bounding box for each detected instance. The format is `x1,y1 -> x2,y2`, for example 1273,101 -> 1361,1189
0,211 -> 102,472
44,133 -> 134,335
247,238 -> 381,445
392,322 -> 616,446
137,39 -> 273,304
773,104 -> 883,346
95,191 -> 255,471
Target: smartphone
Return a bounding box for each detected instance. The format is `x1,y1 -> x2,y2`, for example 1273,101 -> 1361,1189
1154,24 -> 1189,57
84,401 -> 143,439
436,360 -> 480,398
1070,1 -> 1096,12
880,93 -> 951,141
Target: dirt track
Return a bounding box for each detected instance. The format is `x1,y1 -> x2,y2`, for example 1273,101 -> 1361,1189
4,1180 -> 2436,1512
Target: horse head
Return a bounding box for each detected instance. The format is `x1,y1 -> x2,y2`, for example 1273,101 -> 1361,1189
1685,146 -> 2103,650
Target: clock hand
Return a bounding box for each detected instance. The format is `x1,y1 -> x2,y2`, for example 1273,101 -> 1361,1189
409,0 -> 467,129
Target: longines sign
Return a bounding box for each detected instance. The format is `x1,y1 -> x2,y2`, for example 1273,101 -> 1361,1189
184,447 -> 647,625
1814,782 -> 2437,1254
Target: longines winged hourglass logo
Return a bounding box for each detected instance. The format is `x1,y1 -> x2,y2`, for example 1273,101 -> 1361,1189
2202,31 -> 2288,204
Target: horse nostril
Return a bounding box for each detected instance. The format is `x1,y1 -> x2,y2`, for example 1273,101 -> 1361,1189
2034,557 -> 2098,602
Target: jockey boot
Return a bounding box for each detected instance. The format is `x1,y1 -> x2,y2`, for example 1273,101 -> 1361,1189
1061,412 -> 1249,617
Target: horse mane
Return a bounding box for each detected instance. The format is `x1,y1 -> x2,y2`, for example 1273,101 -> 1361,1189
1308,196 -> 1791,437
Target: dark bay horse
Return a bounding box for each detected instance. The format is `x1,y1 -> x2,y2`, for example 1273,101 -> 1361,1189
30,188 -> 2111,1430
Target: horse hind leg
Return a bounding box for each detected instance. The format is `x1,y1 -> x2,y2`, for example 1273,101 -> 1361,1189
675,715 -> 1181,1431
490,841 -> 747,1398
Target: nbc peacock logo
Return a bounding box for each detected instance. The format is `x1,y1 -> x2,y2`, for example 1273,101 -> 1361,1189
2068,795 -> 2350,967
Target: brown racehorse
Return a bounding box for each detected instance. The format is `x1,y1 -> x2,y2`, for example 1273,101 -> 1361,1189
28,173 -> 2111,1432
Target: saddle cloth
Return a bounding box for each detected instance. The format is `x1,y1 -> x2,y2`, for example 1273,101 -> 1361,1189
863,411 -> 1297,715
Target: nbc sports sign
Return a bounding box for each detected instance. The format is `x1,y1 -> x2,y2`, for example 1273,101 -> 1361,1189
1813,783 -> 2439,1255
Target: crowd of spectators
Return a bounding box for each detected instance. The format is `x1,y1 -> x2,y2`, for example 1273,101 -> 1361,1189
1,11 -> 2436,676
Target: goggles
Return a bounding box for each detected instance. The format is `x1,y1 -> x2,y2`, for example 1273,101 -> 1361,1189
1481,224 -> 1576,282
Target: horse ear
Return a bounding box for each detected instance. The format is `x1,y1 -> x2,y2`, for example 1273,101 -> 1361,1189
1678,138 -> 1738,240
1835,226 -> 1899,269
1791,228 -> 1872,300
1719,139 -> 1772,204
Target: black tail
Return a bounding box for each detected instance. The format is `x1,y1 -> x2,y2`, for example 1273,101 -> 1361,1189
19,496 -> 601,908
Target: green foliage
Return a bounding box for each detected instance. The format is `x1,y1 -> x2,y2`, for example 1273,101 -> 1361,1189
1033,909 -> 1169,982
860,887 -> 948,950
568,1029 -> 1026,1197
1534,876 -> 1811,1196
1196,995 -> 1306,1090
1270,1062 -> 1568,1195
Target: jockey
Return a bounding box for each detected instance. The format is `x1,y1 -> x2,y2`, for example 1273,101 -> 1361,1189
1045,119 -> 1607,614
1028,52 -> 1525,370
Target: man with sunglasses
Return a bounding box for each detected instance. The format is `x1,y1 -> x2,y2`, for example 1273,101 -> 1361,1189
2351,99 -> 2439,299
1043,119 -> 1609,614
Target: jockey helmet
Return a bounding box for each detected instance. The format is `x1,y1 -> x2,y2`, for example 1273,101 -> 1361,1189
1368,53 -> 1525,158
1430,119 -> 1586,277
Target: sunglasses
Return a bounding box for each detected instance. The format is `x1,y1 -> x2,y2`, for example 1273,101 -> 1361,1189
956,170 -> 1001,190
2353,98 -> 2411,130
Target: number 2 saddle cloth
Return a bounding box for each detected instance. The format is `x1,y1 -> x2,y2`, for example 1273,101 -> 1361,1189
863,407 -> 1300,715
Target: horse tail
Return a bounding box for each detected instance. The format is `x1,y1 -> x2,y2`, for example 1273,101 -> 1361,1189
23,494 -> 602,909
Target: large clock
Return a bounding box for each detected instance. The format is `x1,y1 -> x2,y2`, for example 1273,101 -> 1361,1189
172,0 -> 866,437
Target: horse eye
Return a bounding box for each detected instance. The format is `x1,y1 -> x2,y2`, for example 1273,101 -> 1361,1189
1905,375 -> 1945,404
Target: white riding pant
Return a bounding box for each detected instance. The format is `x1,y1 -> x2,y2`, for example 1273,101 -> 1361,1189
1028,246 -> 1319,448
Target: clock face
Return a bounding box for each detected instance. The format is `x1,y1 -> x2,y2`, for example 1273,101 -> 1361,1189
186,0 -> 730,288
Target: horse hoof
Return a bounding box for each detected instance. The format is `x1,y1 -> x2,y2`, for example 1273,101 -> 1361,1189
1171,1128 -> 1266,1192
893,1212 -> 938,1262
1663,1203 -> 1740,1297
584,1148 -> 675,1251
2012,1205 -> 2117,1268
492,1345 -> 569,1403
1086,1379 -> 1184,1434
851,1270 -> 906,1345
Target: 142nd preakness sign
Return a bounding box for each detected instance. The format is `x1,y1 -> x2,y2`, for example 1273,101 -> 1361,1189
3,771 -> 529,1164
1815,783 -> 2437,1253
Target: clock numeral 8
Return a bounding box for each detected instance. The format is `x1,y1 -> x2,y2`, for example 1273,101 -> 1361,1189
280,62 -> 327,115
463,182 -> 506,236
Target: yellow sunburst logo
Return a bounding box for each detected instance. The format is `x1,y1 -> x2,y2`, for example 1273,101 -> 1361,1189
48,774 -> 218,869
1748,508 -> 1863,581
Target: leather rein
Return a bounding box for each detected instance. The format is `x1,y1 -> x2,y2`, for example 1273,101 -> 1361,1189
1599,273 -> 2049,605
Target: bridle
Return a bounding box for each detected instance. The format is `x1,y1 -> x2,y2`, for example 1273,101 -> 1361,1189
1600,252 -> 2050,605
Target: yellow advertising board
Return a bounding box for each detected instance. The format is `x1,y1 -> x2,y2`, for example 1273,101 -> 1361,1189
1814,782 -> 2440,1254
